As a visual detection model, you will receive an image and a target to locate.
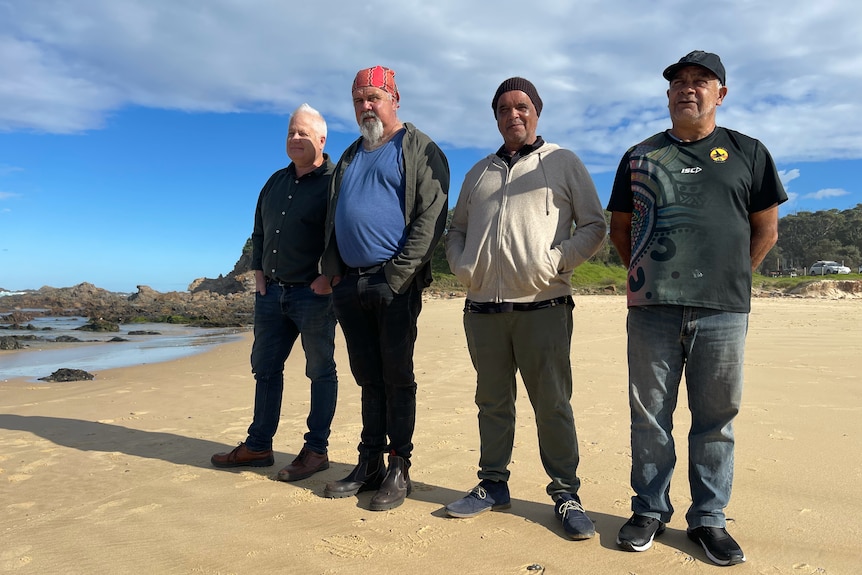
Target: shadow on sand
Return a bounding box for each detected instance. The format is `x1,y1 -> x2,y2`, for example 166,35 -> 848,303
1,413 -> 702,557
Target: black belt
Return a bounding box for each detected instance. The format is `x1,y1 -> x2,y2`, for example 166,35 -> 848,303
345,264 -> 384,276
265,277 -> 309,288
464,296 -> 573,314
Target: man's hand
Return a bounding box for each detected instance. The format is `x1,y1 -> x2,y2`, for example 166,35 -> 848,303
254,270 -> 267,296
311,274 -> 333,295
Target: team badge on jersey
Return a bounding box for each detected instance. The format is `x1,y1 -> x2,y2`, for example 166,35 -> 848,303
710,147 -> 729,162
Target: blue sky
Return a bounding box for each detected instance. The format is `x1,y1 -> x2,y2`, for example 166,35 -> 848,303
1,0 -> 860,293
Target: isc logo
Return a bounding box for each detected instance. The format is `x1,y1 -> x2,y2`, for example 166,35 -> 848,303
681,167 -> 702,174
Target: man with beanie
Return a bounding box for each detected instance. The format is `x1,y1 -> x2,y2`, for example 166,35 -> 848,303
608,51 -> 786,565
321,66 -> 449,511
445,77 -> 606,540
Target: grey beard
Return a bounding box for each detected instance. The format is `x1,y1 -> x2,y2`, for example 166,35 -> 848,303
359,115 -> 384,146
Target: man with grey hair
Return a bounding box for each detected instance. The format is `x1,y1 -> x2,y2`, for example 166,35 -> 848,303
212,103 -> 339,484
608,51 -> 787,565
321,66 -> 449,512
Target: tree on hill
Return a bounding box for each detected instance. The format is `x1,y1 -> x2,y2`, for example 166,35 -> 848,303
766,204 -> 862,273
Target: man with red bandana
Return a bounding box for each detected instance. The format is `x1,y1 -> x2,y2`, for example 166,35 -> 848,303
321,66 -> 449,511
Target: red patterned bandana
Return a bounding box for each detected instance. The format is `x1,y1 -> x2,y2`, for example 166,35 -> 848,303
352,66 -> 399,102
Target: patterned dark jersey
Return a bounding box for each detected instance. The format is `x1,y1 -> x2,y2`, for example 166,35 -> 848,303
607,127 -> 787,312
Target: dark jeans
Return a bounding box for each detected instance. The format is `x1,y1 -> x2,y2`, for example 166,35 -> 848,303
332,270 -> 422,461
246,282 -> 337,454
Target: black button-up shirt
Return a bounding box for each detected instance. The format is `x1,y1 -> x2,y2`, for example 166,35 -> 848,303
251,154 -> 335,283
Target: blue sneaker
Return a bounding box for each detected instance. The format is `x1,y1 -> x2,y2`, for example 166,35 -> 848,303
446,480 -> 511,518
554,493 -> 595,540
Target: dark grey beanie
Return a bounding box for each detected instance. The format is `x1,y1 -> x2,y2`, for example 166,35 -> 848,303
492,77 -> 543,117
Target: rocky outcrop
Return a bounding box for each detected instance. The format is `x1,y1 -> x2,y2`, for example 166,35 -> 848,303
0,281 -> 254,328
188,271 -> 255,296
0,248 -> 257,327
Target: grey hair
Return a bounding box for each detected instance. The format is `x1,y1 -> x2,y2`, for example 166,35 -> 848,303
291,103 -> 327,138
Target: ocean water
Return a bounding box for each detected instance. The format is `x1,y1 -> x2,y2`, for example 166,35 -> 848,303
0,315 -> 247,381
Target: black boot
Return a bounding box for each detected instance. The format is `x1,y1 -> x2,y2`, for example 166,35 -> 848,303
369,454 -> 412,511
323,453 -> 385,499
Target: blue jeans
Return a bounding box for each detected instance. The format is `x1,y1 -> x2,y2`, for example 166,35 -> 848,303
332,270 -> 422,461
626,305 -> 748,529
246,282 -> 337,454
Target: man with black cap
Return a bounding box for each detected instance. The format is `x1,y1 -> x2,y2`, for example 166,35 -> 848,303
321,66 -> 449,512
607,51 -> 787,565
445,77 -> 606,540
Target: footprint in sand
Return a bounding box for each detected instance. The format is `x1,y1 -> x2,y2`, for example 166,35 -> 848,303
314,534 -> 375,559
391,524 -> 450,555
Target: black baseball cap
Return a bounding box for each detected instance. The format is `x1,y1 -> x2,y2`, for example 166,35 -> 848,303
663,51 -> 726,85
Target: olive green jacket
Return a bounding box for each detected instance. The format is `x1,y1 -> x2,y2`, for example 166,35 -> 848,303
322,123 -> 450,294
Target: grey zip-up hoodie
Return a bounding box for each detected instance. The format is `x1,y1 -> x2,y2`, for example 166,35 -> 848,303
446,142 -> 606,303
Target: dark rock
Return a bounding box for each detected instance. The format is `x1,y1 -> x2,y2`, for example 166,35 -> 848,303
188,275 -> 246,296
108,337 -> 129,342
38,368 -> 95,382
53,335 -> 83,342
0,335 -> 21,349
127,330 -> 161,335
76,318 -> 120,332
1,311 -> 35,323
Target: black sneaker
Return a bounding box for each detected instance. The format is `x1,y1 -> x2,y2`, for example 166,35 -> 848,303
616,514 -> 666,552
687,526 -> 746,566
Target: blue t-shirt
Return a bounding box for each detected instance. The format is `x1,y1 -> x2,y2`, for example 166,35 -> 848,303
335,131 -> 407,268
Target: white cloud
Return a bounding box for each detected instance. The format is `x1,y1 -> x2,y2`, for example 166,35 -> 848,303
778,169 -> 801,187
2,0 -> 862,169
0,164 -> 24,176
803,188 -> 850,200
0,192 -> 19,200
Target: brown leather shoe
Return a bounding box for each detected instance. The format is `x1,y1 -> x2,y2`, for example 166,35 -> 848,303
276,447 -> 329,482
211,443 -> 274,468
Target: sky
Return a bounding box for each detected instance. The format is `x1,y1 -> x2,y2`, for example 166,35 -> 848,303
1,0 -> 861,293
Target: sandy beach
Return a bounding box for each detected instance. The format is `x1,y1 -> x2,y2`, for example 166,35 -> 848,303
1,295 -> 860,575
